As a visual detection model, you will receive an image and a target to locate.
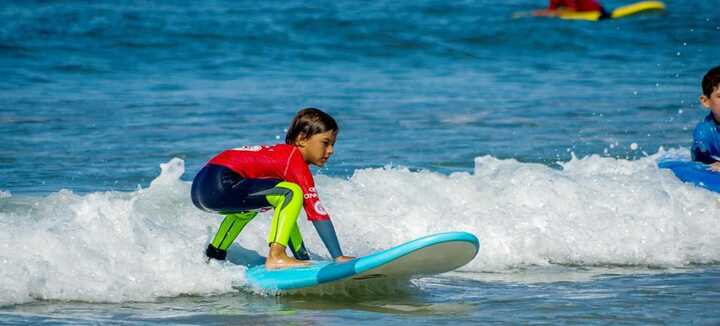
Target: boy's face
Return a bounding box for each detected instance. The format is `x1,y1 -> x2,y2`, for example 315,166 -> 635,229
297,130 -> 337,167
701,85 -> 720,121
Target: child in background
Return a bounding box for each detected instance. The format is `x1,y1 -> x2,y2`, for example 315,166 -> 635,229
548,0 -> 606,12
692,66 -> 720,171
537,0 -> 610,19
191,108 -> 354,269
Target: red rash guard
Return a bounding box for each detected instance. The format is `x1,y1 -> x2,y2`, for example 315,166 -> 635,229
207,144 -> 330,221
549,0 -> 603,11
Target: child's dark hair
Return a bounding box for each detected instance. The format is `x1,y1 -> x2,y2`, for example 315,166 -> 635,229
702,65 -> 720,97
285,108 -> 339,145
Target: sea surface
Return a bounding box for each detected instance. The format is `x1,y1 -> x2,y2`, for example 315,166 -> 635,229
1,0 -> 720,324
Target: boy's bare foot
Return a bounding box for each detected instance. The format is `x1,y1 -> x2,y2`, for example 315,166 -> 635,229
335,255 -> 356,263
265,256 -> 312,269
265,243 -> 312,270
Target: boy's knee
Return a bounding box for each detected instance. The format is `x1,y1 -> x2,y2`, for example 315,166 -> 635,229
278,182 -> 303,199
266,182 -> 304,209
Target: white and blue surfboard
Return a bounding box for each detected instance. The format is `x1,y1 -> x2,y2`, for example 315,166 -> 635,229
245,231 -> 479,291
659,160 -> 720,193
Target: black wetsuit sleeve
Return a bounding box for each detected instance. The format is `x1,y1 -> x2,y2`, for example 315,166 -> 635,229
692,146 -> 718,164
312,220 -> 344,259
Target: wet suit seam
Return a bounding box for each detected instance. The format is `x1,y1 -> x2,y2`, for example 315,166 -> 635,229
218,218 -> 237,249
283,147 -> 296,178
252,186 -> 294,243
250,187 -> 293,209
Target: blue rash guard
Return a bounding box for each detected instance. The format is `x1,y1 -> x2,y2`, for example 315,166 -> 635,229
691,114 -> 720,164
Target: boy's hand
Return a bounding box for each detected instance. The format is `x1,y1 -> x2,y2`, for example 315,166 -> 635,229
709,162 -> 720,172
335,255 -> 356,263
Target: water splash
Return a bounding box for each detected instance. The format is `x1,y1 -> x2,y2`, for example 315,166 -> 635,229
1,150 -> 719,304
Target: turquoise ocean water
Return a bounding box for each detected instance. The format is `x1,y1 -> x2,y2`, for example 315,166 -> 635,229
1,0 -> 719,324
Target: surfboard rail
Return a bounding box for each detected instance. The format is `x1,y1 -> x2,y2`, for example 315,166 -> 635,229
245,231 -> 480,290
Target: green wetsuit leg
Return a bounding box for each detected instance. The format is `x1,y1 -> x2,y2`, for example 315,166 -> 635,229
210,211 -> 258,251
263,182 -> 304,252
288,222 -> 309,260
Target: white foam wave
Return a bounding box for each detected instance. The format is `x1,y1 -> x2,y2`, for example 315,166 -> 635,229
325,150 -> 718,271
0,159 -> 245,306
1,150 -> 719,304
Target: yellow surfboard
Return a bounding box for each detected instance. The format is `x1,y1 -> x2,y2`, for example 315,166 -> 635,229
513,1 -> 666,21
610,0 -> 665,19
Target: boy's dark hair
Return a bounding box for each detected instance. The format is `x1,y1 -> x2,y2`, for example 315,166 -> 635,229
702,65 -> 720,97
285,108 -> 338,145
